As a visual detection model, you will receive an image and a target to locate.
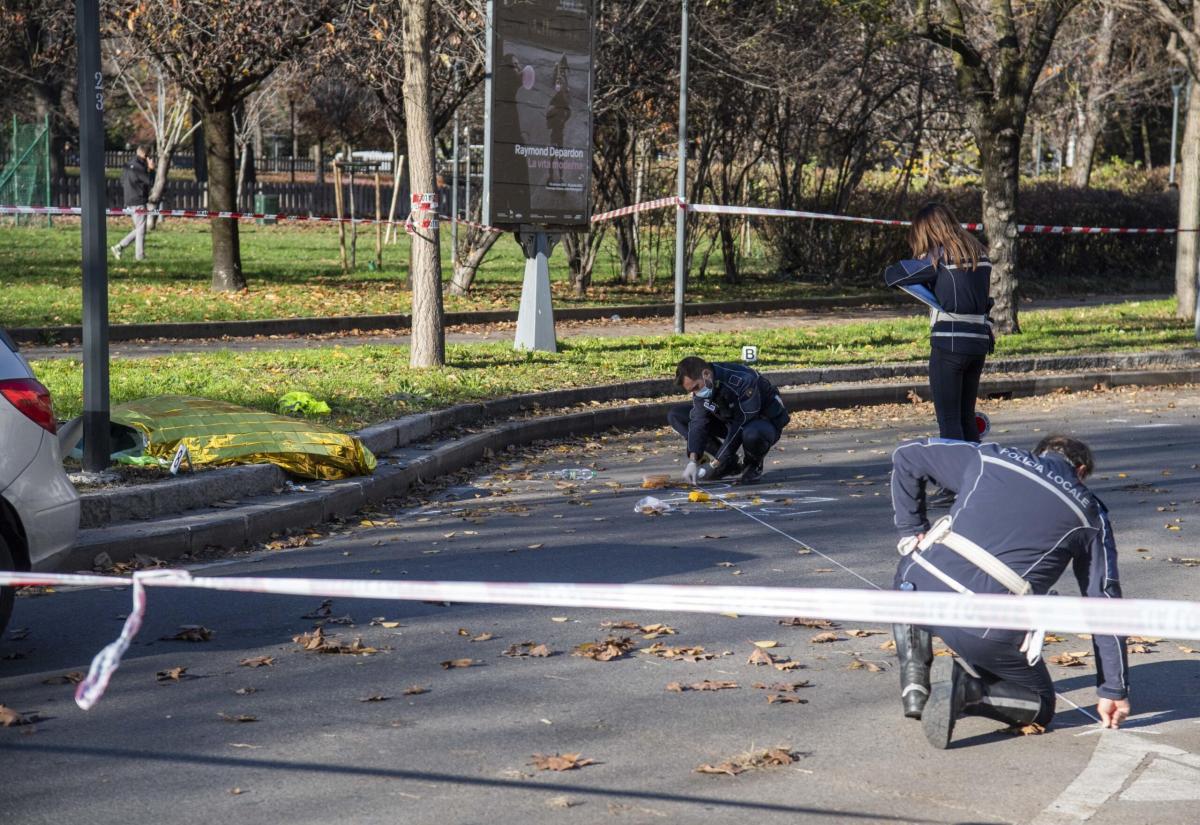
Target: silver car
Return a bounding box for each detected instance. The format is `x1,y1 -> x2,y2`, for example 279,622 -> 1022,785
0,328 -> 80,635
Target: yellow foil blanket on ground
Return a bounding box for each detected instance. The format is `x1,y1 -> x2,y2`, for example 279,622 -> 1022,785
112,396 -> 376,480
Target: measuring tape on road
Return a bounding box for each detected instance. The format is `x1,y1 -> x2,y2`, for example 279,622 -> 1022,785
1,568 -> 1195,710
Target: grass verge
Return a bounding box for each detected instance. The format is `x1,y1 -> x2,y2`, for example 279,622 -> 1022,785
0,220 -> 845,328
29,299 -> 1193,431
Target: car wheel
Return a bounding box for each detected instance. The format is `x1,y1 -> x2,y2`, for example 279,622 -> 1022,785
0,535 -> 15,638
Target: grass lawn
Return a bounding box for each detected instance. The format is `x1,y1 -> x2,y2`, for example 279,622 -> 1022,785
30,299 -> 1193,430
0,219 -> 859,328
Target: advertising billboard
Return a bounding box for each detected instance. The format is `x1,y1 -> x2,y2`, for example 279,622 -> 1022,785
485,0 -> 593,227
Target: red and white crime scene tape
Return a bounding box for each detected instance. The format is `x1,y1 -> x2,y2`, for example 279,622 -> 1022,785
4,200 -> 1181,235
405,191 -> 439,234
1,568 -> 1196,711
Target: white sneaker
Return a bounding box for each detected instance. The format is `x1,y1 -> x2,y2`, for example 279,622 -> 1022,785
110,245 -> 122,260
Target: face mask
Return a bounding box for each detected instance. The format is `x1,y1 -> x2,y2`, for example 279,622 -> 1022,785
693,378 -> 713,399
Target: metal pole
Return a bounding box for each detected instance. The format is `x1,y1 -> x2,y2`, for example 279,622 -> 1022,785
1171,83 -> 1182,186
451,80 -> 460,264
482,0 -> 495,227
672,0 -> 689,335
464,131 -> 472,220
43,112 -> 52,227
75,0 -> 109,471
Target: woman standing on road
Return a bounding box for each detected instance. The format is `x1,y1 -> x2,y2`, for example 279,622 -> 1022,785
884,202 -> 993,448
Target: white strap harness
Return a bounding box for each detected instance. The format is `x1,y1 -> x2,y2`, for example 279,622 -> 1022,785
930,308 -> 991,326
899,515 -> 1045,664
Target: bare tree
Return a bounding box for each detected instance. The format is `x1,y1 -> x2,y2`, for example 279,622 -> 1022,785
402,0 -> 444,367
1147,0 -> 1200,324
914,0 -> 1080,334
114,0 -> 343,292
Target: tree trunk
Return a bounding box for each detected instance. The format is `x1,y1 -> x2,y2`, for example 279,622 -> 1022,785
315,139 -> 325,186
29,80 -> 66,183
290,98 -> 298,183
718,216 -> 739,284
402,0 -> 445,367
448,227 -> 501,295
977,120 -> 1022,334
147,149 -> 173,230
1175,78 -> 1200,322
203,105 -> 246,292
1140,115 -> 1153,171
615,218 -> 639,283
1069,5 -> 1115,188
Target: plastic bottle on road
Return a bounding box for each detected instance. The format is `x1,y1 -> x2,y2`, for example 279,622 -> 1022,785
546,468 -> 595,481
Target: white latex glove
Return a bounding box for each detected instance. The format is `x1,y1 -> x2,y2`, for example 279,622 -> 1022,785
897,535 -> 920,555
682,460 -> 699,485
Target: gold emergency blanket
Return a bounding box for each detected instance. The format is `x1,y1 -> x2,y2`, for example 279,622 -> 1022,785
112,396 -> 376,480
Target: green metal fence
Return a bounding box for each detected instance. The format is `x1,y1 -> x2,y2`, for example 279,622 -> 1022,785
0,115 -> 52,225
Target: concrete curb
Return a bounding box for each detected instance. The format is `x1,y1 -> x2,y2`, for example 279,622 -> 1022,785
78,347 -> 1200,530
69,357 -> 1200,569
10,293 -> 904,345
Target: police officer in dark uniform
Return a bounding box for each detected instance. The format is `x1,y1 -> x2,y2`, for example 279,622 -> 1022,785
669,356 -> 789,486
889,434 -> 1131,748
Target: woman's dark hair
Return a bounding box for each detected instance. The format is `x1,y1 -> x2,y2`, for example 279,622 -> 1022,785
674,356 -> 711,387
1034,435 -> 1095,478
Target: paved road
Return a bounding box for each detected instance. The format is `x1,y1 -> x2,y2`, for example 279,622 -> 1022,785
19,293 -> 1162,361
2,384 -> 1198,823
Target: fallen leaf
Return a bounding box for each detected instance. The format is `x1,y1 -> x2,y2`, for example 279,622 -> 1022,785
747,647 -> 775,666
156,666 -> 188,683
471,633 -> 495,642
0,705 -> 36,727
527,543 -> 544,550
878,640 -> 897,652
848,658 -> 885,672
702,534 -> 728,540
230,788 -> 246,796
667,680 -> 739,692
767,694 -> 808,704
292,627 -> 378,655
530,752 -> 595,771
234,687 -> 257,695
779,618 -> 837,629
1178,645 -> 1199,654
161,625 -> 213,642
239,656 -> 274,668
719,612 -> 739,619
1049,653 -> 1089,667
845,629 -> 884,638
359,694 -> 390,702
217,713 -> 258,723
301,600 -> 333,619
573,637 -> 636,661
752,640 -> 779,649
402,685 -> 429,695
370,619 -> 403,628
642,643 -> 715,662
1168,556 -> 1200,567
696,748 -> 801,776
810,632 -> 843,644
1003,722 -> 1046,736
440,658 -> 479,669
773,660 -> 805,671
42,671 -> 84,685
752,681 -> 811,691
550,617 -> 569,623
503,642 -> 553,657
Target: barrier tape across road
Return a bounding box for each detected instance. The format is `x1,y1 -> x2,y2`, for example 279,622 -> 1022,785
1,569 -> 1196,711
2,201 -> 1184,235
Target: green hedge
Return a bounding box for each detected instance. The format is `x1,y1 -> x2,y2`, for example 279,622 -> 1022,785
761,183 -> 1177,295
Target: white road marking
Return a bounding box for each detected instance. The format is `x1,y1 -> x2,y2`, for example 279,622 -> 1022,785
1033,722 -> 1198,824
1133,423 -> 1171,429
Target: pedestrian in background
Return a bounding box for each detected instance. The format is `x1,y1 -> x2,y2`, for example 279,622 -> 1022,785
111,144 -> 154,261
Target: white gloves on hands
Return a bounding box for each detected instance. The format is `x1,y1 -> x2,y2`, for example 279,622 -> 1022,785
682,460 -> 699,485
897,535 -> 920,556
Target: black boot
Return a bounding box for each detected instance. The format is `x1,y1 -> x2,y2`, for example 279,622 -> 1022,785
734,449 -> 765,485
893,624 -> 933,719
703,451 -> 743,481
926,485 -> 956,509
922,657 -> 1043,749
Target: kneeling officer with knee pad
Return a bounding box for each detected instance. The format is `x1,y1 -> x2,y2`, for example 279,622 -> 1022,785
889,435 -> 1131,748
669,356 -> 789,486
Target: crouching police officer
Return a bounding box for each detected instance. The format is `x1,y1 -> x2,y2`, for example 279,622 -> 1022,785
889,435 -> 1131,748
669,356 -> 789,486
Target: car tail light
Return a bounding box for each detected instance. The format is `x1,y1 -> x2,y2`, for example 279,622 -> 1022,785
0,378 -> 57,434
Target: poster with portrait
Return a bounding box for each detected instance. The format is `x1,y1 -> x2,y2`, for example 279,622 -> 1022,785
485,0 -> 594,227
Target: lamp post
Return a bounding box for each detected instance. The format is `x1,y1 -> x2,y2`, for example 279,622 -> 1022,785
672,0 -> 689,335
